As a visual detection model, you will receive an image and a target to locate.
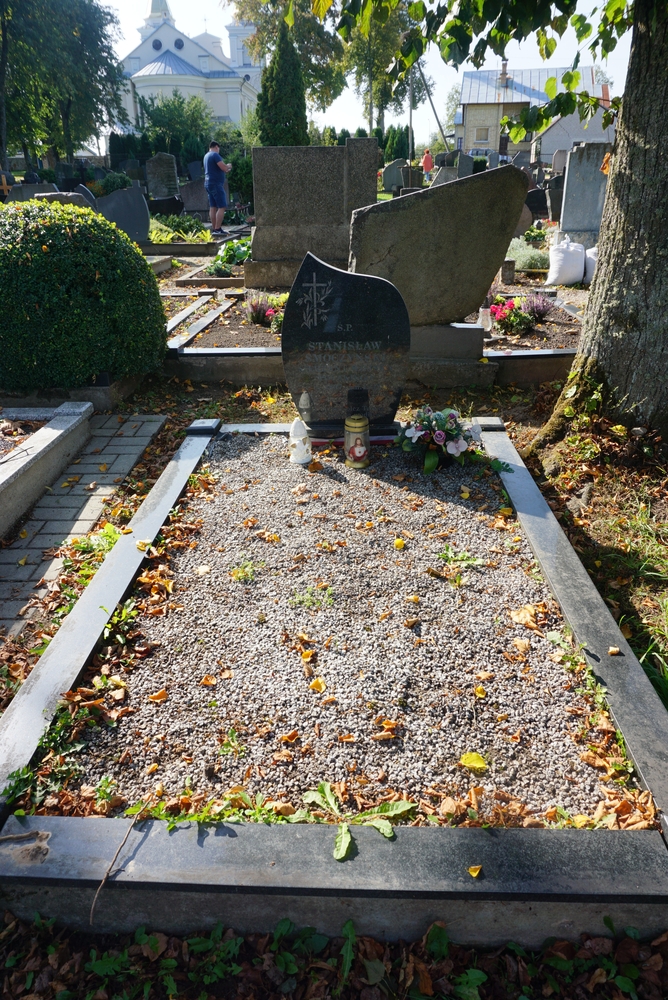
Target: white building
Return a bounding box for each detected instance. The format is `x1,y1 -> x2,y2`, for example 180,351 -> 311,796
121,0 -> 262,128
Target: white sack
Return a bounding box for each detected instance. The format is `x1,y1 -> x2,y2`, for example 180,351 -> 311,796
584,245 -> 598,285
545,236 -> 585,286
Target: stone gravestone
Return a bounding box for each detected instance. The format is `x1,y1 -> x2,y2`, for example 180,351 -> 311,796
188,160 -> 203,181
488,152 -> 500,169
119,159 -> 143,181
93,167 -> 106,181
551,149 -> 569,174
6,182 -> 59,202
33,192 -> 91,208
512,151 -> 531,169
513,203 -> 533,237
457,153 -> 474,177
349,165 -> 529,327
146,152 -> 180,199
179,176 -> 209,215
282,253 -> 410,436
75,184 -> 97,208
97,185 -> 150,242
401,166 -> 423,189
430,166 -> 457,187
247,138 -> 378,288
382,158 -> 407,192
557,141 -> 612,249
546,174 -> 564,222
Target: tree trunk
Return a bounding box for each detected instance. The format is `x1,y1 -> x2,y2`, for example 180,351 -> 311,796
0,15 -> 9,172
533,0 -> 668,448
60,97 -> 74,163
368,36 -> 373,133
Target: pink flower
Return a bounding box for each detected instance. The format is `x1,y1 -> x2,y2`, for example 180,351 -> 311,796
433,430 -> 446,444
446,436 -> 468,456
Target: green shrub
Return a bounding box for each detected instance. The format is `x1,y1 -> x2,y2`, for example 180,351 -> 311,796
505,237 -> 550,270
473,156 -> 487,173
89,171 -> 132,199
228,153 -> 253,207
0,202 -> 166,392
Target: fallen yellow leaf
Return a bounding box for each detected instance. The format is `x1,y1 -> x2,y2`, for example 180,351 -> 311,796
200,674 -> 217,686
405,595 -> 420,603
17,556 -> 27,566
510,605 -> 539,630
280,730 -> 299,743
99,464 -> 108,472
621,623 -> 632,638
468,865 -> 482,878
608,646 -> 621,656
474,685 -> 486,699
146,763 -> 159,774
120,527 -> 133,534
460,491 -> 470,500
497,713 -> 509,722
572,815 -> 591,828
155,782 -> 165,797
499,507 -> 513,516
301,649 -> 316,661
403,617 -> 420,629
321,695 -> 337,705
394,538 -> 405,550
476,671 -> 494,681
220,669 -> 234,679
19,529 -> 27,539
338,733 -> 355,742
148,689 -> 168,703
513,638 -> 531,653
265,396 -> 276,404
136,539 -> 152,551
460,752 -> 487,771
310,677 -> 326,693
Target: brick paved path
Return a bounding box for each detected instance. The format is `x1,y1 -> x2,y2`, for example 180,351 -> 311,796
0,414 -> 165,636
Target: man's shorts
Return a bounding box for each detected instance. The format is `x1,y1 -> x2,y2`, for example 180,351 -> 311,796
206,184 -> 227,209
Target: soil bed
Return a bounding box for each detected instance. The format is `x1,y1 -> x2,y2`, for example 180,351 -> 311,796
466,305 -> 581,351
77,435 -> 638,824
0,418 -> 45,459
191,298 -> 279,348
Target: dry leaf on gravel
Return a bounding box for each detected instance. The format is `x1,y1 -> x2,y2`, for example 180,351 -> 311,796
513,638 -> 531,653
474,685 -> 486,698
310,677 -> 326,693
460,752 -> 487,771
403,617 -> 420,628
339,733 -> 355,742
510,605 -> 539,629
467,865 -> 482,878
220,669 -> 234,679
148,688 -> 168,702
200,675 -> 217,686
279,730 -> 299,743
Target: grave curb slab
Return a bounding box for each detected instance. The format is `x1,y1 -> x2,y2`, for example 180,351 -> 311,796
0,422 -> 217,793
0,403 -> 93,540
2,423 -> 668,944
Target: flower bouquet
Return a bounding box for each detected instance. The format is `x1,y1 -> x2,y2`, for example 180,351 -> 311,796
395,407 -> 512,474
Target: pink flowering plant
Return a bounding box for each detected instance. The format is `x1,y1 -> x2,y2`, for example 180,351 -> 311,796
395,406 -> 512,474
490,297 -> 534,335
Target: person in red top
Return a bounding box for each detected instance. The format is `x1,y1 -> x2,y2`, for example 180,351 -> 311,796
421,148 -> 434,182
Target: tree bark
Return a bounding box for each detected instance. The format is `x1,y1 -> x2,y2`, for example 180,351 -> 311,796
531,0 -> 668,448
0,15 -> 9,172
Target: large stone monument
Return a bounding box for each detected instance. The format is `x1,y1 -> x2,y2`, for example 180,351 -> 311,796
382,158 -> 407,192
349,165 -> 529,326
146,152 -> 180,199
282,253 -> 410,436
97,185 -> 150,242
6,183 -> 59,202
557,142 -> 612,249
246,138 -> 378,288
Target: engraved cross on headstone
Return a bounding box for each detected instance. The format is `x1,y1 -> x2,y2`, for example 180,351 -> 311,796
301,271 -> 331,329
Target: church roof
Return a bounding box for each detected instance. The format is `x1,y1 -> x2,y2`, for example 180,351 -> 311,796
148,0 -> 173,16
133,49 -> 203,76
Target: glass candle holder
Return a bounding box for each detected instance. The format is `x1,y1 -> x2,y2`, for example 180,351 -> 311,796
345,414 -> 370,468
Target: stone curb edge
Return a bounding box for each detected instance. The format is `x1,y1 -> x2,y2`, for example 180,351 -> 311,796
481,430 -> 668,839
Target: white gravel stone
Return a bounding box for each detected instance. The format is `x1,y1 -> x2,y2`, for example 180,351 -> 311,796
80,433 -> 612,817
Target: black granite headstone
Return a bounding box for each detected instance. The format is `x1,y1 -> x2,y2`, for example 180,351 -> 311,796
282,253 -> 410,436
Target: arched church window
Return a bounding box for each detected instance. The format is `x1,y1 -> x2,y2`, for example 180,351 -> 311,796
152,39 -> 162,50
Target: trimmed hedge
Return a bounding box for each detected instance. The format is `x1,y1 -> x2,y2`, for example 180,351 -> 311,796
0,202 -> 165,392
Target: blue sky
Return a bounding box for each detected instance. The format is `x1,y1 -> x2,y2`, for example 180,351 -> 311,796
105,0 -> 631,144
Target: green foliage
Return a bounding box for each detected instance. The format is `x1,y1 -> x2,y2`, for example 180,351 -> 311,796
89,170 -> 132,199
139,90 -> 214,160
289,585 -> 334,608
0,202 -> 165,392
229,557 -> 262,582
228,153 -> 254,204
337,127 -> 351,146
472,156 -> 487,173
257,21 -> 309,146
153,213 -> 205,235
505,237 -> 549,270
214,237 -> 252,266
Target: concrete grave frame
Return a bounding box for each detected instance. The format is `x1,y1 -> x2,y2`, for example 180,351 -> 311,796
2,418 -> 668,944
0,403 -> 93,539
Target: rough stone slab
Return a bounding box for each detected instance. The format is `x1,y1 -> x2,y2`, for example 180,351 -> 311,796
349,166 -> 529,325
163,351 -> 284,386
486,349 -> 576,386
251,224 -> 351,263
245,259 -> 347,289
2,817 -> 668,944
481,431 -> 668,835
0,429 -> 217,793
410,324 -> 484,360
409,358 -> 498,388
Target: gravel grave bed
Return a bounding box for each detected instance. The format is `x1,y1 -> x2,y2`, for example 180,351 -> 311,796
0,418 -> 45,459
191,304 -> 280,349
77,433 -> 621,822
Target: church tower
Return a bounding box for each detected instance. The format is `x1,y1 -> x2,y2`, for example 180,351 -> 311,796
139,0 -> 176,40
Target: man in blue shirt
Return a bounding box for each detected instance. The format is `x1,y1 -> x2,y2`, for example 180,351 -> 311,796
203,141 -> 231,235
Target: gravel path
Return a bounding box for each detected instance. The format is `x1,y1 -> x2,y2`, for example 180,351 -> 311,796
81,434 -> 605,817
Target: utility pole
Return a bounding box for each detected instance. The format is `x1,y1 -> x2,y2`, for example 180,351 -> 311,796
416,60 -> 450,151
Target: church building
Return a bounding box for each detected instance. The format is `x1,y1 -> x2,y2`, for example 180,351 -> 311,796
121,0 -> 262,127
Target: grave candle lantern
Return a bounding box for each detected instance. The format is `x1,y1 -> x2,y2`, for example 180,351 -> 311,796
345,414 -> 370,468
288,418 -> 312,465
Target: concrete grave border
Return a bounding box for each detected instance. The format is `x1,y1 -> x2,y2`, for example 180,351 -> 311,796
2,419 -> 668,943
0,403 -> 93,540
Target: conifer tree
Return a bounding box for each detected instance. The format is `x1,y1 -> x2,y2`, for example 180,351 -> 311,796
256,21 -> 309,146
